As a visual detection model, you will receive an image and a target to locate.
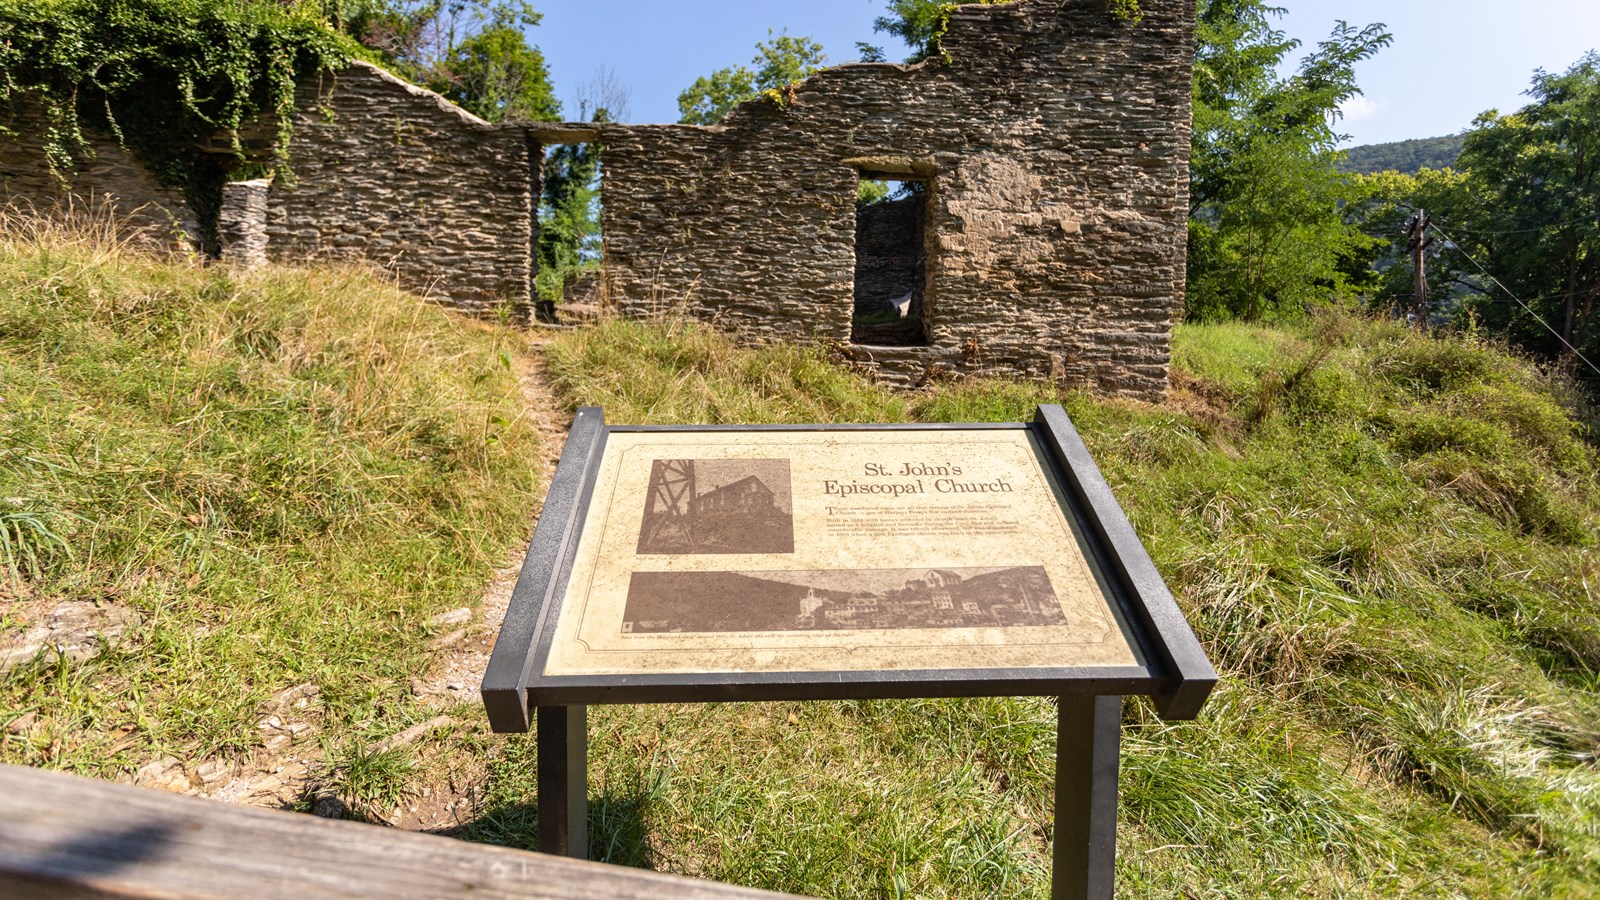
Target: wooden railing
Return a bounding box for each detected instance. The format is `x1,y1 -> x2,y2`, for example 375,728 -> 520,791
0,764 -> 802,899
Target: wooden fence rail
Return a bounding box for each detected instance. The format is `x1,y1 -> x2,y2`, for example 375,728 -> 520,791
0,764 -> 802,899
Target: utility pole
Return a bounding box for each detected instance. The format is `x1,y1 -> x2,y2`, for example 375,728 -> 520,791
1403,210 -> 1435,327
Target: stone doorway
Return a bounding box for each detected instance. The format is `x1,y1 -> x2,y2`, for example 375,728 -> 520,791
851,175 -> 930,347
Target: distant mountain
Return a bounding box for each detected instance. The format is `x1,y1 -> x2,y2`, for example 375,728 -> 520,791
1338,135 -> 1466,175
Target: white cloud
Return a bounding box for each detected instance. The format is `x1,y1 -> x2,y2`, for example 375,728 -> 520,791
1339,95 -> 1382,123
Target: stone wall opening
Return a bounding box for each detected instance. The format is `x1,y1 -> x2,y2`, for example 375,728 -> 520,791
852,175 -> 930,347
535,140 -> 605,322
4,0 -> 1190,395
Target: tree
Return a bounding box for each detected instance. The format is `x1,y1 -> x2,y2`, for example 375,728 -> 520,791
537,138 -> 600,306
1347,167 -> 1475,317
1186,0 -> 1391,320
436,15 -> 559,122
677,31 -> 826,125
1338,135 -> 1465,176
331,0 -> 559,123
1440,53 -> 1600,366
534,71 -> 631,313
676,67 -> 755,127
869,0 -> 951,63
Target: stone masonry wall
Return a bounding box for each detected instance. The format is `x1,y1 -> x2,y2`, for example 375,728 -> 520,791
219,178 -> 271,268
0,103 -> 200,249
598,0 -> 1194,398
266,63 -> 534,320
0,0 -> 1193,398
855,191 -> 927,317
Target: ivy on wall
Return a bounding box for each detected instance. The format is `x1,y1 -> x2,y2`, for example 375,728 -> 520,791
0,0 -> 352,245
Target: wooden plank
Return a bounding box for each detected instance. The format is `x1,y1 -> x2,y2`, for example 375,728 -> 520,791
0,764 -> 804,899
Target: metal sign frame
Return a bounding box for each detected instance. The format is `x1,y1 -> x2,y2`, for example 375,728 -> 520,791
482,405 -> 1216,900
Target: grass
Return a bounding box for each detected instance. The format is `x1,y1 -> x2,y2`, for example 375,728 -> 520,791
0,211 -> 541,780
4,223 -> 1597,896
463,315 -> 1599,897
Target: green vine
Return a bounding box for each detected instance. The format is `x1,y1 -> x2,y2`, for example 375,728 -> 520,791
1108,0 -> 1144,24
0,0 -> 353,249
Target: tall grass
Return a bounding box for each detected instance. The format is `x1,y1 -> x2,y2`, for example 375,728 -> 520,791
5,218 -> 1596,896
476,313 -> 1600,897
542,318 -> 908,425
0,210 -> 541,773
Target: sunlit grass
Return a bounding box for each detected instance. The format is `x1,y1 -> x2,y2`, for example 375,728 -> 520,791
5,218 -> 1596,896
460,312 -> 1600,897
0,210 -> 541,775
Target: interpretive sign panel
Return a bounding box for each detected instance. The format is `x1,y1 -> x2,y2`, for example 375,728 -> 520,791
481,407 -> 1217,897
483,407 -> 1215,728
545,429 -> 1140,678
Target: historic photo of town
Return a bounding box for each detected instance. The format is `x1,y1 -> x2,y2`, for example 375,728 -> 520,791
622,566 -> 1067,633
636,458 -> 794,555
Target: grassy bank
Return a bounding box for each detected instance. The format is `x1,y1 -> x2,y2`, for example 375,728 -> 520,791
0,217 -> 541,780
462,316 -> 1599,897
4,225 -> 1596,897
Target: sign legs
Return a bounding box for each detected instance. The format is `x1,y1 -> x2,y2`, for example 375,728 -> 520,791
536,705 -> 588,860
532,695 -> 1120,887
1052,695 -> 1122,900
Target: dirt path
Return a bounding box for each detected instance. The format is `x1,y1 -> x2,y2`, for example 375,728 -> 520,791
145,338 -> 575,825
379,339 -> 572,831
408,341 -> 571,710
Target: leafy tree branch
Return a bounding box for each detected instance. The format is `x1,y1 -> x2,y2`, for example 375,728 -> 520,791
677,30 -> 826,125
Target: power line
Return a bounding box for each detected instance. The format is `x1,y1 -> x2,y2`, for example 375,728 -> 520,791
1427,221 -> 1600,379
1439,214 -> 1600,237
1459,291 -> 1581,306
1387,202 -> 1597,236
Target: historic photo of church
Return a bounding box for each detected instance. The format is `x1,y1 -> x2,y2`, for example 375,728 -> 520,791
622,566 -> 1067,634
636,459 -> 794,555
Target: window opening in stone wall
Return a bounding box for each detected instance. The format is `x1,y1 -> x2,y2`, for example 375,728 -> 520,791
852,176 -> 930,346
535,141 -> 604,323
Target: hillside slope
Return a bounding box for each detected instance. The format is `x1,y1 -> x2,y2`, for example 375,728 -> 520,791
2,227 -> 1596,897
1339,135 -> 1465,174
0,215 -> 542,792
504,315 -> 1599,897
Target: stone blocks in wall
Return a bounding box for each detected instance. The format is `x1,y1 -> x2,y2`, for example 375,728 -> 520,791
265,62 -> 534,321
219,179 -> 272,268
0,104 -> 200,249
0,0 -> 1193,401
595,0 -> 1194,400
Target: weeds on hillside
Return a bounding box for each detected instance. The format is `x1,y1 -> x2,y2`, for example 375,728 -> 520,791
5,223 -> 1596,898
0,213 -> 541,780
542,317 -> 908,425
515,313 -> 1600,897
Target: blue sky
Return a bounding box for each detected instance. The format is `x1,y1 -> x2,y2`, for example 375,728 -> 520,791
530,1 -> 1600,147
1274,1 -> 1600,145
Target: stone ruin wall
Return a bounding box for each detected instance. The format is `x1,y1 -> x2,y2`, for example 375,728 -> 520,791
0,64 -> 534,320
265,64 -> 536,320
598,0 -> 1193,397
219,179 -> 272,268
0,103 -> 200,249
0,0 -> 1194,399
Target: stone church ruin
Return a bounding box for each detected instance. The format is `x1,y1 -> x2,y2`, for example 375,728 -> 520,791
1,0 -> 1194,399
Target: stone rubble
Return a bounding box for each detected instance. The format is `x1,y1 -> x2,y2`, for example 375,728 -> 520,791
0,601 -> 143,673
